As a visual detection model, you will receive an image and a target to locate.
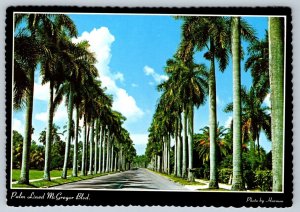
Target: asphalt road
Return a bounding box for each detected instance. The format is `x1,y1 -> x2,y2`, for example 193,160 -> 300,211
53,168 -> 188,191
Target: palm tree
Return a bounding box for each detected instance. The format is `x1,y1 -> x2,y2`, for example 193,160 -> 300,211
224,85 -> 271,168
194,125 -> 230,165
245,31 -> 269,91
176,16 -> 229,187
269,17 -> 284,192
231,17 -> 244,191
157,55 -> 208,180
14,14 -> 75,184
61,40 -> 97,179
41,15 -> 77,181
231,17 -> 257,191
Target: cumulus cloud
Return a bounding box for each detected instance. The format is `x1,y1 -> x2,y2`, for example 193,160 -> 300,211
216,95 -> 225,107
144,65 -> 168,84
131,83 -> 138,88
73,27 -> 144,121
35,100 -> 68,122
225,116 -> 232,128
130,133 -> 149,145
12,118 -> 24,134
34,77 -> 49,101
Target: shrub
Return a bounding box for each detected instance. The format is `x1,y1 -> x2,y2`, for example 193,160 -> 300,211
244,170 -> 256,189
255,170 -> 272,191
219,168 -> 232,184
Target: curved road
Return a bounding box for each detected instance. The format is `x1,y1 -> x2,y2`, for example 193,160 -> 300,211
53,168 -> 188,191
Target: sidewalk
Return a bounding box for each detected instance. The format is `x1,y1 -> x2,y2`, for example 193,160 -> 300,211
184,178 -> 232,191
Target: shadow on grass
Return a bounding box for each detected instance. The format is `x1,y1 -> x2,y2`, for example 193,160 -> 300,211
12,173 -> 111,189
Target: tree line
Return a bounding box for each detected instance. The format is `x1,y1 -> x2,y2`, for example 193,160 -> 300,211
145,16 -> 284,192
13,14 -> 136,184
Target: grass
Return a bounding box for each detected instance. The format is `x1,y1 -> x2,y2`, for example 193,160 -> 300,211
198,188 -> 230,192
12,172 -> 111,188
12,169 -> 73,182
148,169 -> 206,186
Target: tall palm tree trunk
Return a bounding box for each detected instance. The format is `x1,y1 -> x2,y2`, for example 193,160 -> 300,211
72,106 -> 79,177
208,40 -> 219,188
19,70 -> 34,184
98,125 -> 103,173
110,144 -> 114,172
85,127 -> 89,175
88,120 -> 94,175
114,152 -> 117,172
269,17 -> 284,192
167,135 -> 170,175
177,114 -> 182,177
81,118 -> 87,176
188,104 -> 195,182
158,155 -> 161,172
94,119 -> 99,174
102,129 -> 106,173
231,17 -> 245,191
43,82 -> 54,181
106,131 -> 110,172
174,129 -> 177,175
119,148 -> 123,171
62,84 -> 74,179
182,110 -> 188,178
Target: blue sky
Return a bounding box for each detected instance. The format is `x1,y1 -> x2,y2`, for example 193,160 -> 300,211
13,14 -> 271,155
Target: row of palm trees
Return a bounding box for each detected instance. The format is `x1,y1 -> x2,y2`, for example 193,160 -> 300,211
13,14 -> 136,184
146,16 -> 284,192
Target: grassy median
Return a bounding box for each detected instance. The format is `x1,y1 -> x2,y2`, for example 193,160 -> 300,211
12,170 -> 112,189
148,169 -> 205,186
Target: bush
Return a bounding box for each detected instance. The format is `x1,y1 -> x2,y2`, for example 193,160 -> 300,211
216,168 -> 272,191
255,170 -> 272,191
219,168 -> 232,184
244,170 -> 256,189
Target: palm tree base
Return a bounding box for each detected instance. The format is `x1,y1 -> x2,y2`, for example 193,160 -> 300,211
43,176 -> 51,181
188,172 -> 195,182
18,178 -> 29,185
209,180 -> 219,189
231,183 -> 245,191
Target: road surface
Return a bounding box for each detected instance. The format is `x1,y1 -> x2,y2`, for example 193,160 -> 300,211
53,168 -> 188,190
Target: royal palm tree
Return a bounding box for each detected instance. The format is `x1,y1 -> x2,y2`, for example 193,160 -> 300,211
61,41 -> 97,179
176,16 -> 229,187
231,17 -> 257,191
224,85 -> 271,168
41,15 -> 77,181
245,31 -> 269,91
14,14 -> 76,184
269,17 -> 284,192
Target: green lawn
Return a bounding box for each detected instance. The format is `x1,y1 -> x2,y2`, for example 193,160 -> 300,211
12,169 -> 73,182
198,188 -> 230,192
148,169 -> 206,186
12,172 -> 111,188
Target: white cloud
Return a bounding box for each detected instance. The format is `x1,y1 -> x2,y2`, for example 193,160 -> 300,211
113,72 -> 124,82
113,89 -> 144,122
143,65 -> 168,83
73,27 -> 144,121
34,77 -> 49,101
12,118 -> 24,134
35,100 -> 67,122
216,95 -> 225,107
263,93 -> 271,107
225,116 -> 232,128
131,83 -> 138,88
130,133 -> 149,145
35,112 -> 47,122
